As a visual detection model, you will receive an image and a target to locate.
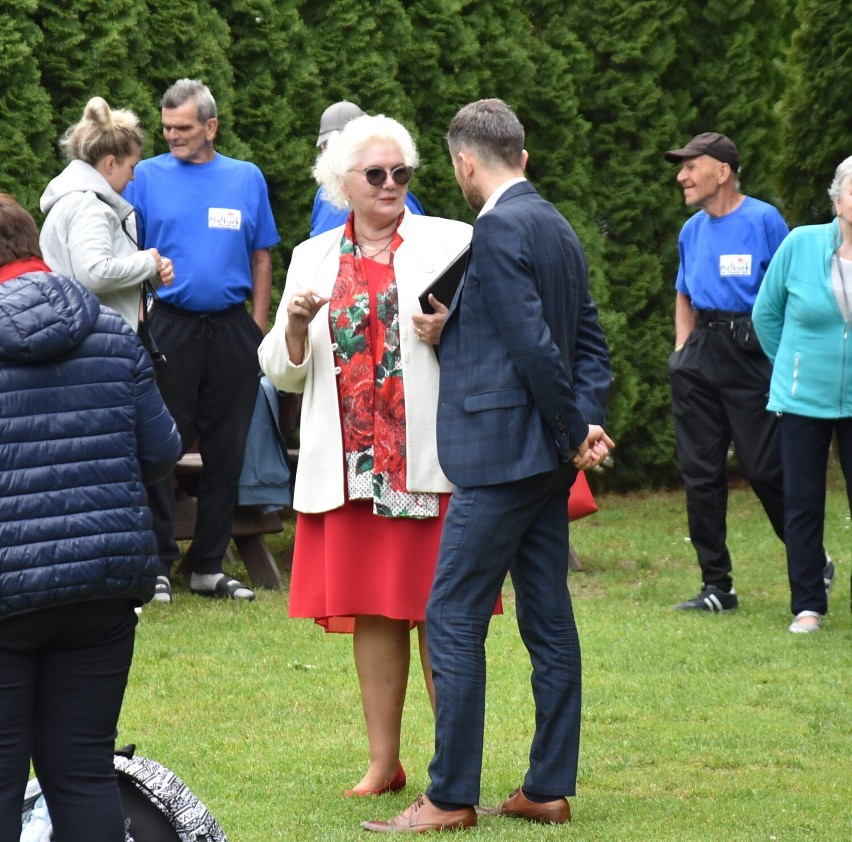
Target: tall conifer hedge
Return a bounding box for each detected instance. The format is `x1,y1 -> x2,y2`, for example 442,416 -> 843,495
779,0 -> 852,225
1,0 -> 830,489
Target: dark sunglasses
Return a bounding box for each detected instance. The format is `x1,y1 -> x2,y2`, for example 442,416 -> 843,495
357,165 -> 413,187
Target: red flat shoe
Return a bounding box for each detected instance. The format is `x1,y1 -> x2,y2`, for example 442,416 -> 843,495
343,763 -> 406,797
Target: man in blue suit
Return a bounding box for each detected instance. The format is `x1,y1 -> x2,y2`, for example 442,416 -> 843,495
364,99 -> 613,833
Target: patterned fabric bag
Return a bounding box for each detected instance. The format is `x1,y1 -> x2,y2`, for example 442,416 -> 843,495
114,744 -> 228,842
20,745 -> 228,842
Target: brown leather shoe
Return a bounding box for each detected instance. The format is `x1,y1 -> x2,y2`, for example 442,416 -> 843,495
361,793 -> 477,833
489,787 -> 570,824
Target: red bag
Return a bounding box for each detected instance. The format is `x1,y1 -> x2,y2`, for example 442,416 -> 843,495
568,471 -> 598,521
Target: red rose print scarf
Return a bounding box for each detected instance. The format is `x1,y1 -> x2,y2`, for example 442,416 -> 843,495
329,214 -> 438,518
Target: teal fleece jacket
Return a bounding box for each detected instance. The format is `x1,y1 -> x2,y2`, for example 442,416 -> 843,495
752,218 -> 852,419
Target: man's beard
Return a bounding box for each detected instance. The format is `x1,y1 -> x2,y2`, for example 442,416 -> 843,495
460,176 -> 486,213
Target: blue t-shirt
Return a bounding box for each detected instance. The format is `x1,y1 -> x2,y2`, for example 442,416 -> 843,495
125,152 -> 280,312
309,187 -> 425,237
675,196 -> 789,311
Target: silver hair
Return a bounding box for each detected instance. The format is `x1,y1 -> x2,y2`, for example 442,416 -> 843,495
161,79 -> 218,122
828,155 -> 852,213
313,114 -> 418,210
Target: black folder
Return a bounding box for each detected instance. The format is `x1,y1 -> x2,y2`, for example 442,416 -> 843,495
418,246 -> 470,314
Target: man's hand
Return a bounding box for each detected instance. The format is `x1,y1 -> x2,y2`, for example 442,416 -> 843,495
571,424 -> 615,470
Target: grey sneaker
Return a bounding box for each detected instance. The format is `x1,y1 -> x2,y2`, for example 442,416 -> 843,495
675,584 -> 738,612
153,575 -> 172,603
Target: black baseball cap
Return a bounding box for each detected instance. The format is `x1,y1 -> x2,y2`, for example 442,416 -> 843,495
664,132 -> 740,171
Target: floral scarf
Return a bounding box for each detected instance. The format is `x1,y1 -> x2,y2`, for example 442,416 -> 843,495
329,213 -> 438,518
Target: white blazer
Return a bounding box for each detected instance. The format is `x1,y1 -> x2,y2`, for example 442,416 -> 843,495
259,210 -> 472,513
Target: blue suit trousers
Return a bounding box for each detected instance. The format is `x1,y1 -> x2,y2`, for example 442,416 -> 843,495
425,462 -> 581,806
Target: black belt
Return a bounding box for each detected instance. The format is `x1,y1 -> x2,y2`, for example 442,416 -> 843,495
695,309 -> 750,327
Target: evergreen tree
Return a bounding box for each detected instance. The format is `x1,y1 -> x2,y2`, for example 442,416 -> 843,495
2,0 -> 814,487
212,0 -> 323,259
458,0 -> 536,100
398,0 -> 482,222
412,0 -> 540,223
524,4 -> 601,284
779,0 -> 852,225
525,5 -> 594,226
663,0 -> 794,205
526,3 -> 620,485
300,0 -> 416,124
0,1 -> 55,217
34,0 -> 159,162
134,0 -> 241,158
565,0 -> 689,487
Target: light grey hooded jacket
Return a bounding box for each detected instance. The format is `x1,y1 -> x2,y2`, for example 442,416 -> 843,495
40,159 -> 158,328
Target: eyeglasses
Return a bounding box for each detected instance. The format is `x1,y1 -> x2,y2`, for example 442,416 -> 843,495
355,165 -> 413,187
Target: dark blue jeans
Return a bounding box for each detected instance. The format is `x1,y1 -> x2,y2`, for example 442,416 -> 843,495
425,463 -> 580,806
0,599 -> 137,841
779,414 -> 852,616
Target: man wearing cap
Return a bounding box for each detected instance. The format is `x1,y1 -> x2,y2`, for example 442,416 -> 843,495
309,100 -> 425,236
664,132 -> 788,612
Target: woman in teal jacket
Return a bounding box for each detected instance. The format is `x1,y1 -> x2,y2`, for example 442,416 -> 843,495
752,155 -> 852,633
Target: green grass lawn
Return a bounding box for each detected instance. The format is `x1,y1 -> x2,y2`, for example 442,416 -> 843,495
119,466 -> 851,841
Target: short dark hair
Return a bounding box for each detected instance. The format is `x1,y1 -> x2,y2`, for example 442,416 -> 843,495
446,98 -> 525,169
0,194 -> 42,266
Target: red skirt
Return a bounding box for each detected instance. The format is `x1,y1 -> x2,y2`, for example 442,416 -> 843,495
289,496 -> 449,633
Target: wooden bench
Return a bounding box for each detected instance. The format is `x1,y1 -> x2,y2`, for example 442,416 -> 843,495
172,452 -> 289,590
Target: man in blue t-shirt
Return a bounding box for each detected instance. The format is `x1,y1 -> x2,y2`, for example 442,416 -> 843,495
664,133 -> 793,613
309,100 -> 425,237
125,78 -> 280,603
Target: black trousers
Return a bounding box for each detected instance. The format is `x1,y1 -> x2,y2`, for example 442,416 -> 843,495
146,302 -> 263,574
779,414 -> 852,616
668,320 -> 785,590
0,600 -> 137,842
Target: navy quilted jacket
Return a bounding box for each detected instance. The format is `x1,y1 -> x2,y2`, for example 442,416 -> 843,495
0,270 -> 181,618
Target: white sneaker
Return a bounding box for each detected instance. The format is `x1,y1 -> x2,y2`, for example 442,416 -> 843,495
789,611 -> 821,633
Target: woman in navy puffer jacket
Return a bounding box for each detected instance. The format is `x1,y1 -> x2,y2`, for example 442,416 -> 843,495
0,194 -> 181,841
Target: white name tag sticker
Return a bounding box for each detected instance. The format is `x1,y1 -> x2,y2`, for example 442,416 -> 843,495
719,254 -> 752,276
208,208 -> 242,230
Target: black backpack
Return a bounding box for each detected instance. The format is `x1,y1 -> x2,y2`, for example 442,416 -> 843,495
21,745 -> 228,842
114,744 -> 228,842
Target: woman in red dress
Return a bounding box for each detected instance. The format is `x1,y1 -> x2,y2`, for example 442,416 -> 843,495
259,115 -> 477,795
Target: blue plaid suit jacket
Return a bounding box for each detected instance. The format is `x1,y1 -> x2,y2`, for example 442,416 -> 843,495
436,181 -> 611,488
